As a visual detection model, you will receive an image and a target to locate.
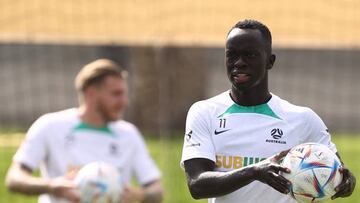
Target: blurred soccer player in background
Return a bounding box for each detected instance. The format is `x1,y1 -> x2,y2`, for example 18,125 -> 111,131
5,59 -> 163,203
181,19 -> 355,203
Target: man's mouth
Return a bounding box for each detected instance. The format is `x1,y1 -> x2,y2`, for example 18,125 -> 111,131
232,73 -> 251,83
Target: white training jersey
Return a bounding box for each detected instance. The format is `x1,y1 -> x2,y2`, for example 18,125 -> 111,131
181,91 -> 336,203
14,108 -> 161,203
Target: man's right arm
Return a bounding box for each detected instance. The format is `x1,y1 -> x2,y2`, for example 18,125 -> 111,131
6,162 -> 51,195
184,153 -> 292,199
5,162 -> 79,202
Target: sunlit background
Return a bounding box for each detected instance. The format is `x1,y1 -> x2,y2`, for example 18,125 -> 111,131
0,0 -> 359,202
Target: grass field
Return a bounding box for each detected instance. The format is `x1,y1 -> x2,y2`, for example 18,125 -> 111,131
0,132 -> 359,203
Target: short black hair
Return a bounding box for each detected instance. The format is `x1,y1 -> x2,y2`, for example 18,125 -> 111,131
229,19 -> 272,50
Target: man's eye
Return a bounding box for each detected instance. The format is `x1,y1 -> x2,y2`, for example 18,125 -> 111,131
245,52 -> 257,58
227,55 -> 237,63
226,51 -> 235,57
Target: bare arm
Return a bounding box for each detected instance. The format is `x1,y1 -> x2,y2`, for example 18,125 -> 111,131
142,180 -> 163,203
5,162 -> 79,202
184,151 -> 291,199
184,158 -> 254,198
121,180 -> 163,203
6,162 -> 52,195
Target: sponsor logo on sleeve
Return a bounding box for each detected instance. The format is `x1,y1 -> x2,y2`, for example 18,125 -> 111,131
185,130 -> 201,147
185,130 -> 192,142
185,143 -> 201,148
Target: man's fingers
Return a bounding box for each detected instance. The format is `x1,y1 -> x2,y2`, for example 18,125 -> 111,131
58,188 -> 80,203
334,178 -> 352,197
331,193 -> 339,200
267,175 -> 290,194
333,167 -> 356,198
68,192 -> 81,203
271,164 -> 291,174
335,178 -> 349,191
277,149 -> 291,158
271,149 -> 290,162
339,167 -> 350,177
65,169 -> 80,180
270,172 -> 292,189
332,187 -> 350,200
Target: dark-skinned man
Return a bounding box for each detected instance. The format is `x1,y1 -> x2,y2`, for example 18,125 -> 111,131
181,19 -> 355,203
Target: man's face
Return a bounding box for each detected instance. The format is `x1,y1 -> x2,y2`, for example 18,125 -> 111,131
94,75 -> 128,122
225,28 -> 274,91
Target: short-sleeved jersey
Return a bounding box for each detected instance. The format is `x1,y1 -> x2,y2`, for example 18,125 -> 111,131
14,108 -> 161,203
181,91 -> 336,203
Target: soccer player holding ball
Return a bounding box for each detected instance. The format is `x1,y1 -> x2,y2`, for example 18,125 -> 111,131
181,19 -> 355,203
6,59 -> 163,203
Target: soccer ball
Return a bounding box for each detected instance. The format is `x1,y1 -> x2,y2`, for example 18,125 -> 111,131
74,162 -> 123,203
281,143 -> 343,203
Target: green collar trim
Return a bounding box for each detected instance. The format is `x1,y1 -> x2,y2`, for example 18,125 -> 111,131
218,103 -> 281,120
73,122 -> 116,137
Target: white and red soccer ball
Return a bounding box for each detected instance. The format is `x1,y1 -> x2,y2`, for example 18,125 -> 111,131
74,162 -> 123,203
281,143 -> 343,203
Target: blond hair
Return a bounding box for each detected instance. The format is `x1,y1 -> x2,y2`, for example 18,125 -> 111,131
75,59 -> 127,93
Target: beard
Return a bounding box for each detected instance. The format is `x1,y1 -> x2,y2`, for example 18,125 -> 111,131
97,101 -> 121,123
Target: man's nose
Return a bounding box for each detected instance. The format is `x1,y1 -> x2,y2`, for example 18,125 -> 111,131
234,56 -> 247,68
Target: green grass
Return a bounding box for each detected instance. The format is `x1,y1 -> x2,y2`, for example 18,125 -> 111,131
0,133 -> 359,203
0,133 -> 204,203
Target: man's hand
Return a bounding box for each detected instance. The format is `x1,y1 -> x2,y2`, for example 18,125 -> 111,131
120,184 -> 145,203
253,150 -> 291,194
120,181 -> 163,203
6,162 -> 79,202
331,166 -> 356,200
48,176 -> 80,203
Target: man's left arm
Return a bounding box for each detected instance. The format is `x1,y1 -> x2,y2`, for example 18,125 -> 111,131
331,152 -> 356,200
305,109 -> 356,199
124,126 -> 163,203
121,180 -> 163,203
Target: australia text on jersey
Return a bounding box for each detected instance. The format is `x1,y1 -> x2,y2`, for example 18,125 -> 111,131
266,128 -> 286,144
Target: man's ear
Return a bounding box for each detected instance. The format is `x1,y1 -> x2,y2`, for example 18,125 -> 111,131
83,85 -> 98,100
268,54 -> 276,70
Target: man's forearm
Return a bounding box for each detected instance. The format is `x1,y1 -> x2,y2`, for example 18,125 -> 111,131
142,181 -> 163,203
188,166 -> 255,199
6,164 -> 51,195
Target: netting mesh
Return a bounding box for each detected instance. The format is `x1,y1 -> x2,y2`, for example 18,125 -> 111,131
0,0 -> 359,47
0,0 -> 360,132
1,1 -> 360,203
